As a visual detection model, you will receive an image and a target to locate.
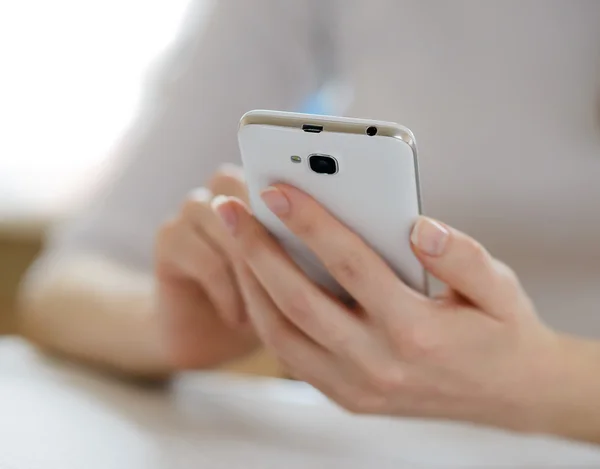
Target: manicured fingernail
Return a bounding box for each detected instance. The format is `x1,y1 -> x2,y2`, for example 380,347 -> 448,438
211,195 -> 238,234
188,187 -> 213,202
217,163 -> 244,178
260,186 -> 290,216
411,217 -> 449,257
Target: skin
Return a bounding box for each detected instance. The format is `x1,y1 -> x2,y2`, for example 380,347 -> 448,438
19,167 -> 259,377
154,166 -> 258,370
21,167 -> 600,442
212,183 -> 600,443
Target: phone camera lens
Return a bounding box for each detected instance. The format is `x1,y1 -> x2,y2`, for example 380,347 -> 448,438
366,126 -> 378,136
309,154 -> 338,175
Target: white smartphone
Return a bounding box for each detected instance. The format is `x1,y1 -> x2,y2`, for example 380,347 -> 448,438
238,110 -> 427,298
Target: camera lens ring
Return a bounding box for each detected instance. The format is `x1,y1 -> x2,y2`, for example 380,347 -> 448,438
308,154 -> 338,175
366,126 -> 378,136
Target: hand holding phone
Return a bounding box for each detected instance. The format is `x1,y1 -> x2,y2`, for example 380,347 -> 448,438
237,110 -> 427,297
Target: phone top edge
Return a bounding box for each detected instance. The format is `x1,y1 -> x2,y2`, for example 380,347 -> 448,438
239,109 -> 423,216
239,109 -> 417,155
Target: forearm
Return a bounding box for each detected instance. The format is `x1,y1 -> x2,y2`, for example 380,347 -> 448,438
17,253 -> 170,378
533,335 -> 600,444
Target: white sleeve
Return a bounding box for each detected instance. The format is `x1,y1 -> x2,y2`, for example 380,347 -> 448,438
45,0 -> 327,272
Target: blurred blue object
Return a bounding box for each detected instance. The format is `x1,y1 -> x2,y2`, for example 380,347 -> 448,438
301,91 -> 329,115
299,81 -> 352,116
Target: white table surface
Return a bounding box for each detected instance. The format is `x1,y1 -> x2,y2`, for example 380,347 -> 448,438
2,338 -> 600,468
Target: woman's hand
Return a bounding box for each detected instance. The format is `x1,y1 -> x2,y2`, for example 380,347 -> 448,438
212,184 -> 574,435
155,165 -> 258,369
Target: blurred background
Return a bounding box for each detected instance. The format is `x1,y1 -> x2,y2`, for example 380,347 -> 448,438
0,0 -> 193,334
1,3 -> 600,463
2,0 -> 599,347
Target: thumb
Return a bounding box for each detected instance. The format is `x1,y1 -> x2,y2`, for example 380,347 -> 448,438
410,216 -> 523,318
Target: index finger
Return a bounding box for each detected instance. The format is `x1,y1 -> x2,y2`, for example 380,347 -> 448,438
209,164 -> 249,204
259,184 -> 427,320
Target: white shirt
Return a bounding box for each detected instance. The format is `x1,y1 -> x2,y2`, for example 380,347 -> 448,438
48,0 -> 600,336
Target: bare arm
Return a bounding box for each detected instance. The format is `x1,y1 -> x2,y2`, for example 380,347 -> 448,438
19,254 -> 168,377
18,0 -> 328,377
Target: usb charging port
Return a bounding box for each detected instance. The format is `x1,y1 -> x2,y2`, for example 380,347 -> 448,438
302,124 -> 323,133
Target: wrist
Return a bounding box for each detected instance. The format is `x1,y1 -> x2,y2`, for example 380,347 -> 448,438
525,334 -> 600,443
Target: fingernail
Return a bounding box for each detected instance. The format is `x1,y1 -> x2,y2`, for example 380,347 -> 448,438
211,195 -> 238,234
188,187 -> 213,202
217,163 -> 244,178
260,186 -> 290,216
411,217 -> 449,257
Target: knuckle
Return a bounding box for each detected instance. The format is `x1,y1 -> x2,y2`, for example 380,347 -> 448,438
395,325 -> 440,361
325,251 -> 364,284
468,240 -> 490,267
363,364 -> 405,394
491,261 -> 526,317
327,330 -> 354,352
283,290 -> 316,322
293,219 -> 317,238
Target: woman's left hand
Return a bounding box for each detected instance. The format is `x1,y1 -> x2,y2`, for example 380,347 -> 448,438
213,185 -> 564,433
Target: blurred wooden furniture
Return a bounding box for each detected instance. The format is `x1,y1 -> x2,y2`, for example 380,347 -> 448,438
0,218 -> 45,335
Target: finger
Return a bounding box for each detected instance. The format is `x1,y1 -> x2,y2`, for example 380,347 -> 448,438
410,216 -> 525,318
181,189 -> 246,324
165,197 -> 245,326
164,223 -> 243,326
209,164 -> 248,203
213,196 -> 378,367
184,188 -> 239,256
233,257 -> 348,386
258,184 -> 426,320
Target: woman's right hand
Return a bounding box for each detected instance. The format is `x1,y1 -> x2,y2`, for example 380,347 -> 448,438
155,164 -> 258,369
